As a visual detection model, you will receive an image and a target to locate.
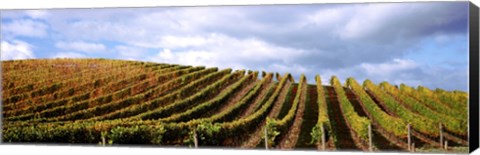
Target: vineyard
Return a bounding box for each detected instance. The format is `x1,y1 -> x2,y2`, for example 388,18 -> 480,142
1,58 -> 469,153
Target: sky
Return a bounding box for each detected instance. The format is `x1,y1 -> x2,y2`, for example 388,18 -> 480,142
0,2 -> 470,91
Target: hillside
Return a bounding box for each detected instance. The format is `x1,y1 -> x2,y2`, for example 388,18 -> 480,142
1,58 -> 469,152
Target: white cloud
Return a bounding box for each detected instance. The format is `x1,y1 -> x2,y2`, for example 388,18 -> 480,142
306,8 -> 346,28
339,4 -> 395,40
1,40 -> 35,60
433,33 -> 457,44
115,45 -> 149,60
2,10 -> 49,19
152,49 -> 218,67
55,41 -> 106,53
41,8 -> 241,44
25,10 -> 49,19
0,4 -> 468,91
318,59 -> 419,86
52,52 -> 86,58
2,19 -> 48,38
301,4 -> 394,40
321,65 -> 366,86
148,34 -> 306,72
267,63 -> 310,76
139,7 -> 245,32
317,57 -> 467,91
156,35 -> 209,48
361,59 -> 418,77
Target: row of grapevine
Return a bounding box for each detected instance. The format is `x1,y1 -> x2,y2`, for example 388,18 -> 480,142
418,86 -> 467,113
9,71 -> 146,120
6,66 -> 202,122
198,74 -> 259,120
310,75 -> 334,148
380,82 -> 467,136
346,78 -> 412,151
3,117 -> 190,145
3,66 -> 142,115
5,73 -> 150,121
3,65 -> 179,119
3,60 -> 138,97
2,64 -> 129,105
157,71 -> 257,123
330,76 -> 370,149
399,84 -> 466,119
240,73 -> 292,148
434,88 -> 468,106
132,70 -> 245,120
2,73 -> 289,145
3,59 -> 122,90
3,64 -> 169,111
141,73 -> 275,145
40,66 -> 215,122
2,58 -> 136,76
213,74 -> 289,145
266,74 -> 305,148
194,72 -> 272,123
3,70 -> 252,143
346,78 -> 408,138
2,59 -> 469,151
84,67 -> 224,121
239,80 -> 277,118
156,73 -> 272,132
2,67 -> 218,127
363,80 -> 439,136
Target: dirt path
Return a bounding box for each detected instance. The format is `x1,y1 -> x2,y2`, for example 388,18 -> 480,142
240,81 -> 292,148
365,90 -> 430,148
202,79 -> 258,118
276,80 -> 307,149
344,88 -> 404,151
324,86 -> 360,151
238,80 -> 275,118
277,85 -> 296,119
294,85 -> 319,149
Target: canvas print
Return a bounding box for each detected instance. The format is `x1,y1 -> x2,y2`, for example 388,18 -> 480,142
0,2 -> 471,153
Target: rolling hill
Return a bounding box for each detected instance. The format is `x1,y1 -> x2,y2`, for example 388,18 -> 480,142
1,58 -> 469,152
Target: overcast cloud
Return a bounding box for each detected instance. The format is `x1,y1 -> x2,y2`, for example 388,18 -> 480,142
0,2 -> 469,91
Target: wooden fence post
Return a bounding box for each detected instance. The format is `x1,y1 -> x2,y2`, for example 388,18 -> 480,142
368,124 -> 373,152
101,135 -> 106,146
193,128 -> 198,148
407,124 -> 411,151
321,125 -> 325,151
439,123 -> 443,148
264,126 -> 269,150
444,140 -> 448,150
412,143 -> 415,152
